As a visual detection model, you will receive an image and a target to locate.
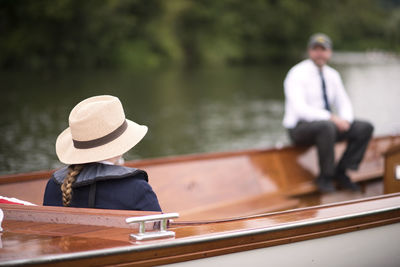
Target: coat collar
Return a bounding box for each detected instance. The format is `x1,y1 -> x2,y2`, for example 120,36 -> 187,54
52,163 -> 147,187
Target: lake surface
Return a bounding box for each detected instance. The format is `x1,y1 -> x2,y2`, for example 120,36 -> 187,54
1,52 -> 399,174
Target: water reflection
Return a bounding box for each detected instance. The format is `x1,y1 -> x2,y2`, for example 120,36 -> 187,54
0,54 -> 399,174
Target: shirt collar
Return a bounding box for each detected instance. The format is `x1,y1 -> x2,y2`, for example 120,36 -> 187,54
97,160 -> 115,165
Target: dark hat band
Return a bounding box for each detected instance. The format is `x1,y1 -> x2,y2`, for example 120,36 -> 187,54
73,120 -> 128,149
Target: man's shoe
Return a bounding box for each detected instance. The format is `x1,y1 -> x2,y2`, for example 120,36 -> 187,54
336,173 -> 360,191
315,176 -> 336,193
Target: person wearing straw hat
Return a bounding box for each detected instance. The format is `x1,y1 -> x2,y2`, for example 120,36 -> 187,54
43,95 -> 161,211
282,33 -> 374,193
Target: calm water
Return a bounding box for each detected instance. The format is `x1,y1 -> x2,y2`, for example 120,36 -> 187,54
1,52 -> 399,174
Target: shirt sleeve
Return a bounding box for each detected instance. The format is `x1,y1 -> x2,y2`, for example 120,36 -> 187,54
284,70 -> 331,122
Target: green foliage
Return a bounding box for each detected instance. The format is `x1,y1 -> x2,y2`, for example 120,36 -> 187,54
0,0 -> 399,70
0,0 -> 164,70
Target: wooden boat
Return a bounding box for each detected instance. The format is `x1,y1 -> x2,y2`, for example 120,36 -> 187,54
1,134 -> 400,266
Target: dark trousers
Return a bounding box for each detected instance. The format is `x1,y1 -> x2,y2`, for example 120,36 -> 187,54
288,120 -> 374,178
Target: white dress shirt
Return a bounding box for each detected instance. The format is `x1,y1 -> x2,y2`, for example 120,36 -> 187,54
282,59 -> 354,128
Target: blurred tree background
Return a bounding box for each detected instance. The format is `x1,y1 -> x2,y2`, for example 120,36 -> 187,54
0,0 -> 399,71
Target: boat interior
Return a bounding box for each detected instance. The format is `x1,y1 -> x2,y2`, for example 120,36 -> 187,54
1,135 -> 400,265
1,135 -> 399,222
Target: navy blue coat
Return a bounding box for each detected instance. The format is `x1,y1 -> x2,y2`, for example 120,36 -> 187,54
43,163 -> 162,212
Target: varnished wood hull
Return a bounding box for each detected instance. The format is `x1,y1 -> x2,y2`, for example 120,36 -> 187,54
1,193 -> 400,266
1,135 -> 399,220
1,135 -> 400,265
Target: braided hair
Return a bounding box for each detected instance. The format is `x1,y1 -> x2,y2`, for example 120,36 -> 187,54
61,164 -> 84,206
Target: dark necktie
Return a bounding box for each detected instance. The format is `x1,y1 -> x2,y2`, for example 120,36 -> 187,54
319,69 -> 330,111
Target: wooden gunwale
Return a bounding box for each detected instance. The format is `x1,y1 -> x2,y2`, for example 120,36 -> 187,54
171,191 -> 400,225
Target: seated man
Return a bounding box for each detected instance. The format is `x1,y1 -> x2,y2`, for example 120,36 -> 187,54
282,33 -> 373,193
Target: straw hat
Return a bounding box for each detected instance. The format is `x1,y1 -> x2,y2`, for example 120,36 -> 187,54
56,95 -> 148,164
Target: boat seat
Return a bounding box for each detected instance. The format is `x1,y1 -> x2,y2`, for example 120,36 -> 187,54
143,140 -> 389,219
143,150 -> 308,220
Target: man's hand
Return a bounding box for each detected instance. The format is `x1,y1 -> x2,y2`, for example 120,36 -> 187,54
330,115 -> 350,132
